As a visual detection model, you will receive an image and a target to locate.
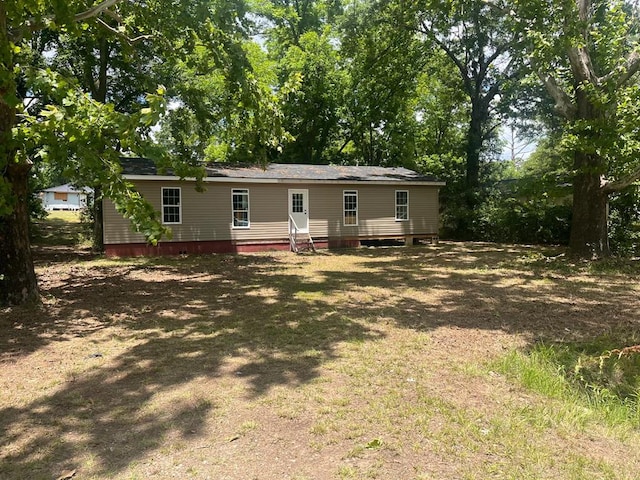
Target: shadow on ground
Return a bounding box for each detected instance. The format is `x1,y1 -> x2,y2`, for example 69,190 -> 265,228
31,215 -> 87,247
1,241 -> 638,478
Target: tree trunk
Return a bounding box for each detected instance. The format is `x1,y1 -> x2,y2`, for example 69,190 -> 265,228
465,98 -> 485,194
568,83 -> 610,258
0,3 -> 40,305
459,96 -> 486,240
92,185 -> 104,252
569,152 -> 610,258
88,37 -> 110,253
1,162 -> 41,305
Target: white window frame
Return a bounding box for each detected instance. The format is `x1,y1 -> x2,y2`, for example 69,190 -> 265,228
231,188 -> 250,229
395,190 -> 409,221
161,187 -> 182,225
343,190 -> 358,226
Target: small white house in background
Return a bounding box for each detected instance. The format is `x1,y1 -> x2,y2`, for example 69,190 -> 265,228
40,183 -> 92,211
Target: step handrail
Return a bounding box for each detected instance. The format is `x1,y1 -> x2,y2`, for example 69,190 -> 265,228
288,214 -> 299,252
289,215 -> 315,253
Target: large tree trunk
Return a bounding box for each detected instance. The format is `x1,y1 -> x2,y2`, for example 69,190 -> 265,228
568,81 -> 610,258
569,152 -> 610,258
0,162 -> 40,305
465,98 -> 485,193
0,3 -> 40,305
456,97 -> 487,239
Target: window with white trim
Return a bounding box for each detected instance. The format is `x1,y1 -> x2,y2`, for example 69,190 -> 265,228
395,190 -> 409,221
232,189 -> 250,228
343,190 -> 358,226
162,187 -> 181,224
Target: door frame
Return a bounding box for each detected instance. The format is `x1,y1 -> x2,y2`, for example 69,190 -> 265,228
288,189 -> 309,233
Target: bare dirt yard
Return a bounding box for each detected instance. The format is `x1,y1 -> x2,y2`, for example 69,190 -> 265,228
2,233 -> 640,479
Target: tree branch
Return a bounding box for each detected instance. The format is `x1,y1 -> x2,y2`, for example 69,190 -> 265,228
567,46 -> 598,83
481,121 -> 501,143
599,50 -> 640,88
482,43 -> 510,72
602,165 -> 640,194
96,18 -> 154,45
418,20 -> 473,95
576,0 -> 591,23
18,0 -> 126,40
536,69 -> 576,119
102,8 -> 125,24
74,0 -> 123,22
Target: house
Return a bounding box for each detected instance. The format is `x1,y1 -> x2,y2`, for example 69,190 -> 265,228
103,158 -> 444,256
41,183 -> 92,211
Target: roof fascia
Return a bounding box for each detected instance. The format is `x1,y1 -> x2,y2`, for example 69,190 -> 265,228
122,174 -> 445,187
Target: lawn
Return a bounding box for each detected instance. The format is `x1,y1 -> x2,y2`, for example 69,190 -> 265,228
30,210 -> 87,247
2,224 -> 640,479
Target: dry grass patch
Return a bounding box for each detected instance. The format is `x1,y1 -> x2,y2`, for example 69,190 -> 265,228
2,240 -> 640,479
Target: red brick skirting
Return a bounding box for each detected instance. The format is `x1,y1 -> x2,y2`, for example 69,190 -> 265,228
105,239 -> 329,257
104,234 -> 438,257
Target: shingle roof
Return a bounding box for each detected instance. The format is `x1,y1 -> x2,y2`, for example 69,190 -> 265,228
119,157 -> 442,184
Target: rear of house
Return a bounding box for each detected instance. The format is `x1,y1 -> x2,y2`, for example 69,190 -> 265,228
103,159 -> 444,256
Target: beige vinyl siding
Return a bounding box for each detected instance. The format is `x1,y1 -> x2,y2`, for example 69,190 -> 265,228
103,200 -> 145,245
225,184 -> 289,240
103,180 -> 440,245
104,181 -> 290,244
307,185 -> 439,239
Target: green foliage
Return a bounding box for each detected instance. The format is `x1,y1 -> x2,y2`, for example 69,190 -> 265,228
338,1 -> 428,166
412,52 -> 469,157
468,136 -> 573,245
4,0 -> 640,258
425,149 -> 570,244
475,195 -> 571,245
364,438 -> 383,449
12,66 -> 173,243
79,192 -> 95,239
497,335 -> 640,428
609,188 -> 640,257
254,0 -> 341,55
514,0 -> 640,256
155,33 -> 294,164
277,28 -> 346,164
3,0 -> 282,249
498,346 -> 571,400
417,153 -> 468,237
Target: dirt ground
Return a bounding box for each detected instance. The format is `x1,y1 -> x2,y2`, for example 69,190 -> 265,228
2,242 -> 640,479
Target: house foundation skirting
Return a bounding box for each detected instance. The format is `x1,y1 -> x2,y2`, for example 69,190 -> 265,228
105,239 -> 330,257
104,233 -> 438,257
330,233 -> 439,248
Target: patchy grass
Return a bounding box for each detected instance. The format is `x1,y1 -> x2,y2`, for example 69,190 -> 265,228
2,224 -> 640,479
495,335 -> 640,432
31,211 -> 86,247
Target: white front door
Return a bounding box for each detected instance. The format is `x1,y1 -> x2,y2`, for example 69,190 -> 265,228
289,189 -> 309,233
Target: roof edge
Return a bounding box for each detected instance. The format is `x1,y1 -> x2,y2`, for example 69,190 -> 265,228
122,174 -> 446,187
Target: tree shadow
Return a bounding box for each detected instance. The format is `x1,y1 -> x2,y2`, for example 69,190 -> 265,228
1,241 -> 639,478
30,215 -> 87,247
293,242 -> 638,344
0,250 -> 380,478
